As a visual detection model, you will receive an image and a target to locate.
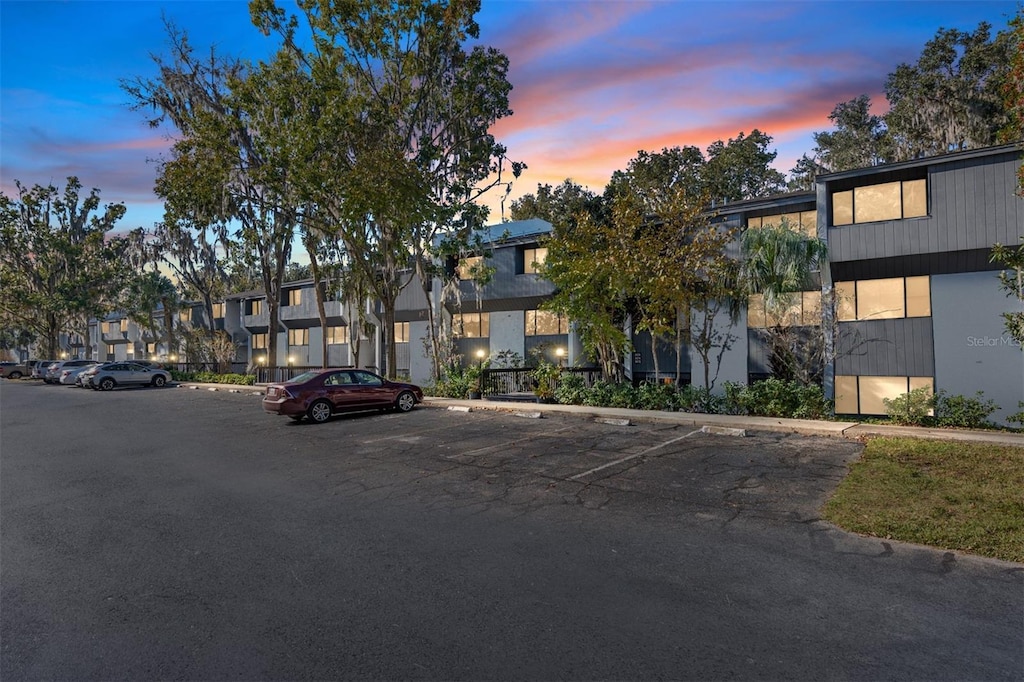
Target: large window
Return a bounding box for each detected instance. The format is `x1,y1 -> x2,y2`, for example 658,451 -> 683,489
453,312 -> 489,338
179,310 -> 191,324
832,179 -> 927,226
393,322 -> 410,343
747,291 -> 821,328
747,211 -> 816,238
249,299 -> 264,316
835,276 -> 930,322
146,343 -> 156,356
525,310 -> 568,335
287,289 -> 302,306
251,332 -> 268,350
212,302 -> 225,319
326,326 -> 349,345
457,256 -> 483,280
523,247 -> 548,274
288,328 -> 309,346
835,375 -> 933,415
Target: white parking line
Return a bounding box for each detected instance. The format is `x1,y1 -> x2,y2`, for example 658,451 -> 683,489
569,428 -> 702,481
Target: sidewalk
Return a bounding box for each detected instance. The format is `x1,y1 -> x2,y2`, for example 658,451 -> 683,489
422,396 -> 1024,447
174,381 -> 1024,447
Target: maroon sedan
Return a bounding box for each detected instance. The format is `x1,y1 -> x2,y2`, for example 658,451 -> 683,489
262,369 -> 424,424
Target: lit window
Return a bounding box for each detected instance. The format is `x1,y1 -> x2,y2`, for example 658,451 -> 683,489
523,247 -> 548,274
856,278 -> 905,320
287,289 -> 302,306
146,343 -> 156,355
326,326 -> 349,345
212,302 -> 225,319
120,319 -> 129,333
832,178 -> 927,226
525,310 -> 567,335
393,322 -> 410,343
746,291 -> 821,328
251,333 -> 268,350
453,312 -> 489,338
905,276 -> 931,317
835,277 -> 931,322
250,300 -> 264,316
457,256 -> 483,280
854,182 -> 902,224
749,211 -> 816,238
288,328 -> 308,346
835,375 -> 934,415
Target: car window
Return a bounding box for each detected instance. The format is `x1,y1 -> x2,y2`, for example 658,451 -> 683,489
352,371 -> 383,386
324,372 -> 353,386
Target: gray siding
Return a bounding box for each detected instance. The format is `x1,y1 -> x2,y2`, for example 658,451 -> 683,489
747,330 -> 771,375
932,271 -> 1024,425
457,244 -> 557,302
632,330 -> 690,377
828,151 -> 1023,265
835,317 -> 934,376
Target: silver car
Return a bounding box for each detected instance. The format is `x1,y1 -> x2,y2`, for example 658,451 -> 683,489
31,360 -> 56,380
87,362 -> 171,391
57,361 -> 100,385
45,359 -> 96,384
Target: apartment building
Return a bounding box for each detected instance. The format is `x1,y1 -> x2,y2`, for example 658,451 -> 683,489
704,143 -> 1023,422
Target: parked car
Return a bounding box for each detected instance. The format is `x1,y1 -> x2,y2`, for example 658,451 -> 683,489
30,360 -> 56,380
86,362 -> 172,391
77,363 -> 101,387
262,368 -> 423,424
0,361 -> 28,379
44,359 -> 97,384
57,360 -> 100,385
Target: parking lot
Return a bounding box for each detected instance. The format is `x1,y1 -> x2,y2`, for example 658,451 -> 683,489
2,380 -> 1021,680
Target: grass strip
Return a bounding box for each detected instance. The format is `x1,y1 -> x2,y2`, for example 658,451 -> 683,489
822,437 -> 1024,563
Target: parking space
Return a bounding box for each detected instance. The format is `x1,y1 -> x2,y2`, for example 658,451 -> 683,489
181,386 -> 865,525
4,380 -> 1019,682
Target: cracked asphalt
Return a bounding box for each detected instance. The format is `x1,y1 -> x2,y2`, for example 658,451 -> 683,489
2,380 -> 1021,680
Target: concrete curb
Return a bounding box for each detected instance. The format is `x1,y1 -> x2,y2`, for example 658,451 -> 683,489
170,383 -> 1024,447
422,397 -> 1024,447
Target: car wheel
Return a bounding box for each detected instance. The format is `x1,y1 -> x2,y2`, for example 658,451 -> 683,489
395,391 -> 416,413
9,371 -> 21,379
307,400 -> 333,424
152,375 -> 167,388
99,377 -> 115,391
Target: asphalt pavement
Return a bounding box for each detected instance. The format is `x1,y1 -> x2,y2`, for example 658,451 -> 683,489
2,379 -> 1021,680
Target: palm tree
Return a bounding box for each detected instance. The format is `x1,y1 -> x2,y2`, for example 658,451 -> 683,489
740,219 -> 828,384
125,271 -> 181,360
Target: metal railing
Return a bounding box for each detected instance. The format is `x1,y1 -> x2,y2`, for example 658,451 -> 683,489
480,367 -> 603,396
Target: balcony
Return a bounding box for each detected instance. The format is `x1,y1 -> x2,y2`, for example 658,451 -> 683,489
280,300 -> 346,327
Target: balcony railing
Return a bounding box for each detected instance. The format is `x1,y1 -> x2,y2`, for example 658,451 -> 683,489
480,367 -> 602,396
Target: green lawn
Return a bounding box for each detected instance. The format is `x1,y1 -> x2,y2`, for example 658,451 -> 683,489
823,437 -> 1024,563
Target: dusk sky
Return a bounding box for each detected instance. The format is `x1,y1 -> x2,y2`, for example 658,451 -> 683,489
1,0 -> 1017,233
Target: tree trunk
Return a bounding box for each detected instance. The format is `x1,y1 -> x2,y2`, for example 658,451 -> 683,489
162,299 -> 174,361
308,250 -> 328,369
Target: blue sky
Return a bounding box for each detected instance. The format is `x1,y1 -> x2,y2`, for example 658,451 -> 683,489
1,0 -> 1017,232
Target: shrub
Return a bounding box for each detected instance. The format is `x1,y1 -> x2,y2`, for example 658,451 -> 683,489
1007,402 -> 1024,427
933,390 -> 998,429
169,370 -> 255,385
635,382 -> 679,411
431,365 -> 475,398
553,372 -> 588,405
677,385 -> 723,414
883,386 -> 935,426
733,378 -> 831,419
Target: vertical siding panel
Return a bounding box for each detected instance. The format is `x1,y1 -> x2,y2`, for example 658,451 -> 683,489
962,161 -> 976,251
